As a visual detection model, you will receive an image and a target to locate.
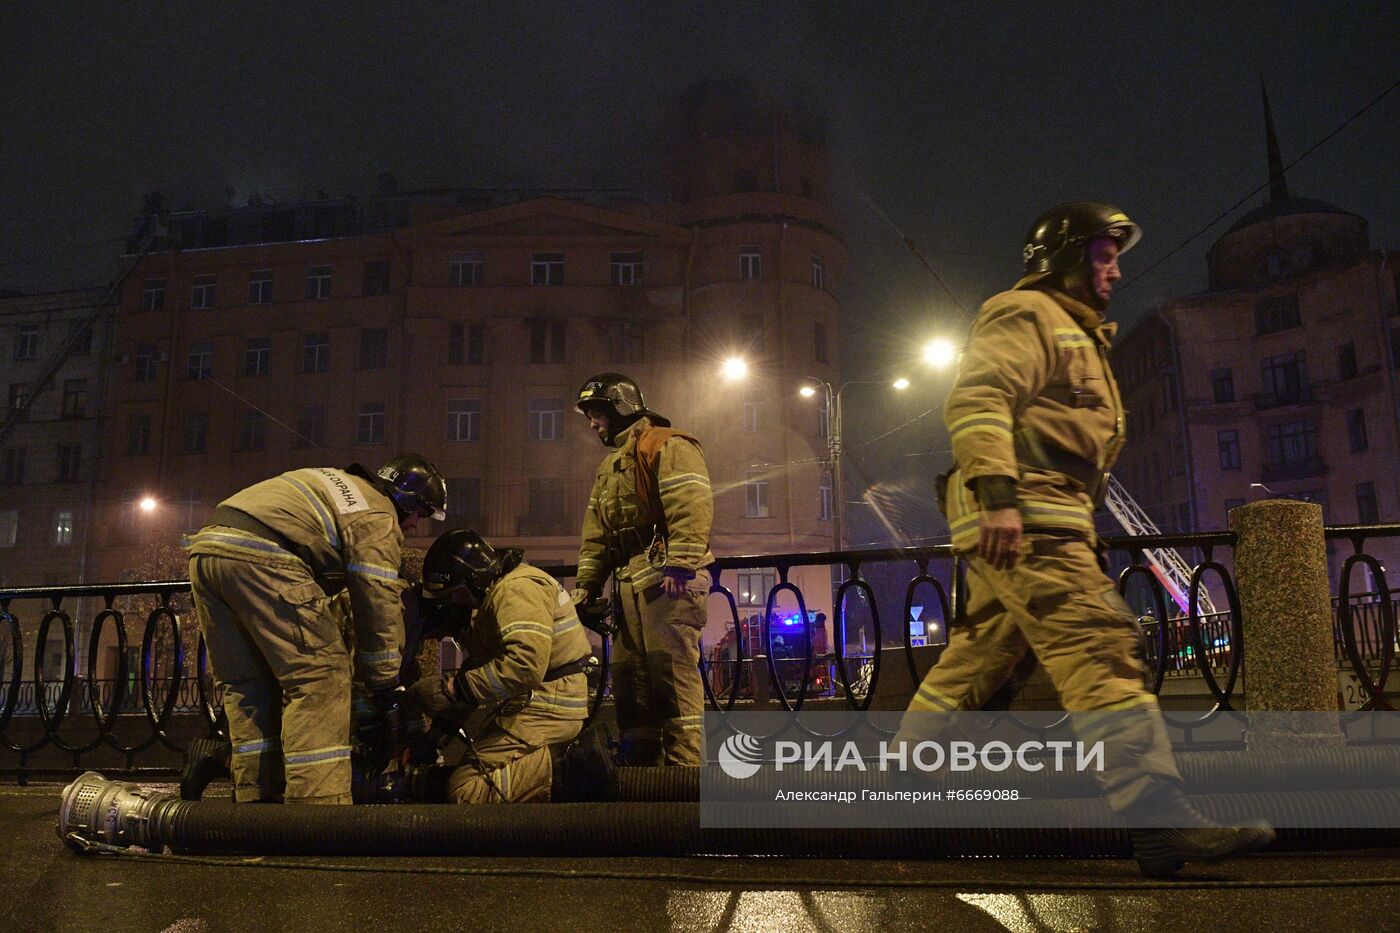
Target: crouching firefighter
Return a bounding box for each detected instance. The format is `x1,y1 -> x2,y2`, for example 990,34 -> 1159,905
402,529 -> 595,803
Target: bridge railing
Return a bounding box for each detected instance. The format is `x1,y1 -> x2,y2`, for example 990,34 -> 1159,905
3,523 -> 1397,776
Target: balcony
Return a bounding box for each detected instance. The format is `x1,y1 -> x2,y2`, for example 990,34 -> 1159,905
1261,456 -> 1328,482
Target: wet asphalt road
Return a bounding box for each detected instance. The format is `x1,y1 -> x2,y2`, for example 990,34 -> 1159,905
4,783 -> 1399,933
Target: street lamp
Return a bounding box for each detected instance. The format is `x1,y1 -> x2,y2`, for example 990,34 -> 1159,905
720,357 -> 749,381
799,377 -> 909,555
922,338 -> 957,370
138,496 -> 158,514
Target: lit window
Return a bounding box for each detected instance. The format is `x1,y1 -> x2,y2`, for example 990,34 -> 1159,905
53,509 -> 73,546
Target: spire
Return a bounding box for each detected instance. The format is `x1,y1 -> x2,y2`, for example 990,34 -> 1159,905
1261,77 -> 1290,203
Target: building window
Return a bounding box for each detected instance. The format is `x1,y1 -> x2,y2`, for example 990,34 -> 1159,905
745,473 -> 770,518
1337,342 -> 1358,381
448,322 -> 485,365
182,411 -> 208,453
1,447 -> 25,484
815,322 -> 829,364
528,320 -> 566,364
1266,420 -> 1319,465
1217,430 -> 1241,471
7,383 -> 27,421
1255,293 -> 1301,335
610,252 -> 644,286
179,490 -> 204,533
134,343 -> 159,382
1265,251 -> 1288,277
742,312 -> 765,353
357,402 -> 385,444
362,260 -> 391,296
1167,435 -> 1186,476
819,476 -> 833,522
358,328 -> 388,369
1259,351 -> 1308,406
243,337 -> 271,376
296,404 -> 325,448
1347,407 -> 1369,452
447,398 -> 481,442
740,246 -> 761,280
127,414 -> 151,455
1210,368 -> 1234,404
606,320 -> 644,364
743,400 -> 761,433
811,255 -> 825,290
1356,481 -> 1379,524
530,252 -> 564,286
305,265 -> 333,300
191,274 -> 217,309
247,270 -> 273,304
523,478 -> 567,534
53,509 -> 73,546
0,509 -> 16,547
70,320 -> 93,355
236,410 -> 267,451
446,476 -> 482,527
302,334 -> 330,373
141,279 -> 166,312
57,443 -> 82,482
61,379 -> 87,419
528,399 -> 564,441
451,252 -> 483,286
187,343 -> 212,380
14,324 -> 40,360
735,569 -> 777,609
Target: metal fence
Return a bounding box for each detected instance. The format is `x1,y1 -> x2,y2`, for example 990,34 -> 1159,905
3,525 -> 1397,775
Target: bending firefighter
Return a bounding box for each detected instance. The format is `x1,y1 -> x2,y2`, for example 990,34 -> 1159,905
185,455 -> 446,804
403,529 -> 593,803
574,373 -> 714,766
894,202 -> 1273,875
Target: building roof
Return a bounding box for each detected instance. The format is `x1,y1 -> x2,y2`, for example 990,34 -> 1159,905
1226,196 -> 1363,234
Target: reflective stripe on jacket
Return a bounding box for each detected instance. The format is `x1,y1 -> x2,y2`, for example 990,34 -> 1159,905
577,416 -> 714,593
460,563 -> 593,724
944,286 -> 1126,551
186,466 -> 406,685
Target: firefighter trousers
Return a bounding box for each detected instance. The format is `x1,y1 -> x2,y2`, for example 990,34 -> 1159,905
611,572 -> 709,766
189,554 -> 353,804
445,714 -> 583,803
896,534 -> 1182,811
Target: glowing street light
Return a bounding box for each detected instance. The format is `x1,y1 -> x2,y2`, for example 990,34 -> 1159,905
922,338 -> 957,370
891,377 -> 910,390
720,356 -> 749,381
138,496 -> 157,513
798,384 -> 817,398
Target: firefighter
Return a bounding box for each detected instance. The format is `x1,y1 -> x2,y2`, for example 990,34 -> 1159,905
895,203 -> 1274,875
574,373 -> 713,766
186,455 -> 445,804
403,528 -> 593,803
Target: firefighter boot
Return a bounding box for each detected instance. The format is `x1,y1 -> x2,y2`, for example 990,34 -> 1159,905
1124,785 -> 1275,877
180,737 -> 233,801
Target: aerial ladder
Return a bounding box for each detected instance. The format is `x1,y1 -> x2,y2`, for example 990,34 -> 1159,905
1103,474 -> 1218,617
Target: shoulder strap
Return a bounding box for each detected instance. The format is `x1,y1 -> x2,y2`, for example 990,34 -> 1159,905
633,427 -> 700,522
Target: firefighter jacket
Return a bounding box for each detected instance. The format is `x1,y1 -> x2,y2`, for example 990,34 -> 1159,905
943,286 -> 1126,551
185,466 -> 407,687
457,562 -> 592,727
576,416 -> 714,594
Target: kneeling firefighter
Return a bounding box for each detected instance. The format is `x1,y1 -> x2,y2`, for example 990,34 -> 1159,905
404,529 -> 594,803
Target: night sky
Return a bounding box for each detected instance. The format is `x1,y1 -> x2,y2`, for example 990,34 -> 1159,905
4,2 -> 1397,544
